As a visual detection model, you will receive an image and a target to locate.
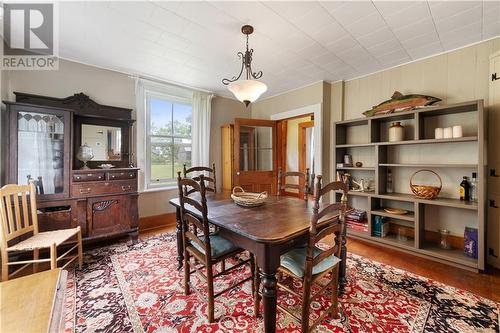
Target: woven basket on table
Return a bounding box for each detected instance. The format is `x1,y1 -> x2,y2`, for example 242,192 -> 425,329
231,186 -> 268,207
410,169 -> 442,200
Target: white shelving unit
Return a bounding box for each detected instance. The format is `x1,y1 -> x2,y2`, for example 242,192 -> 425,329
334,100 -> 486,271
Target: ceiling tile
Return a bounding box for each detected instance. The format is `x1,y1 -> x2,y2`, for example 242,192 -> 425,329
356,26 -> 395,49
322,1 -> 378,27
406,41 -> 444,59
379,2 -> 431,28
440,21 -> 482,50
392,17 -> 436,41
434,3 -> 482,34
429,1 -> 481,21
345,12 -> 386,38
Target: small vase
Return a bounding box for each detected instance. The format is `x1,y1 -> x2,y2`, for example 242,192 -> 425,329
388,122 -> 404,142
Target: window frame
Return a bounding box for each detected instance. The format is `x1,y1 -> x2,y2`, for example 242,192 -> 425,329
144,90 -> 192,190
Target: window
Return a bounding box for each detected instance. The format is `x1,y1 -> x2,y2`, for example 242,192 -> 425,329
146,93 -> 192,188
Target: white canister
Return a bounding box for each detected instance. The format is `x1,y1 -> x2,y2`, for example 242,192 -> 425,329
443,127 -> 453,139
388,122 -> 404,142
435,128 -> 444,139
452,125 -> 463,138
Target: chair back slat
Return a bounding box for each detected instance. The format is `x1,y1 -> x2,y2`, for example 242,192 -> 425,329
182,196 -> 205,214
315,223 -> 342,244
316,202 -> 345,222
13,193 -> 22,232
0,182 -> 39,247
21,192 -> 29,230
185,230 -> 205,249
184,163 -> 217,194
278,167 -> 310,200
185,213 -> 204,231
312,245 -> 339,267
177,172 -> 213,260
319,181 -> 348,197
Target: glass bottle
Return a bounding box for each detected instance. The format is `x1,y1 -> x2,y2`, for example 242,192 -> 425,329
459,176 -> 470,201
439,229 -> 452,250
387,168 -> 393,193
470,172 -> 478,202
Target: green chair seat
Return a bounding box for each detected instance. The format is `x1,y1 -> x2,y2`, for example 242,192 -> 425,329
191,232 -> 240,258
280,246 -> 341,278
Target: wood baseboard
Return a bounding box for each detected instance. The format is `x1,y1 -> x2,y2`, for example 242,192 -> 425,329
139,213 -> 176,232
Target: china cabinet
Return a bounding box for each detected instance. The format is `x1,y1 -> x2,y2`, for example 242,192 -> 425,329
3,92 -> 139,243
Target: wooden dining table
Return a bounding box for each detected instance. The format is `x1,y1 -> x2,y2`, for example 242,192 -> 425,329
169,192 -> 347,333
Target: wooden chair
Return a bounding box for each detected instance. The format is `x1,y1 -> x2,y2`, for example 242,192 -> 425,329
183,163 -> 216,195
278,167 -> 310,200
0,182 -> 83,281
256,176 -> 348,332
177,172 -> 255,322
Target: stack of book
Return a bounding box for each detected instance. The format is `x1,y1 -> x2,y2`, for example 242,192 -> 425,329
345,209 -> 368,233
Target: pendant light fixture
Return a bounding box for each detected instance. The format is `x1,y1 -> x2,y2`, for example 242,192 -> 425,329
222,25 -> 267,107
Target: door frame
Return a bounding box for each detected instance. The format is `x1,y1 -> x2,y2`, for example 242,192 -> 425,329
233,118 -> 278,194
270,104 -> 323,177
298,120 -> 315,174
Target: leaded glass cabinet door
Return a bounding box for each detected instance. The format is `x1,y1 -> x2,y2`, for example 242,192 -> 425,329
9,105 -> 71,200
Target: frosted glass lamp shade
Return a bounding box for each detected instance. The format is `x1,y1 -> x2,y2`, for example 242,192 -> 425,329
227,80 -> 267,106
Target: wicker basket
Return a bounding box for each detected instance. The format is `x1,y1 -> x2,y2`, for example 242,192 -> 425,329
231,186 -> 268,207
410,169 -> 442,200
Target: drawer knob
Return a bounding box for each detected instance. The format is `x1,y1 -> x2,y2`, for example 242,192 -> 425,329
76,176 -> 81,180
87,173 -> 92,176
105,182 -> 110,186
122,185 -> 131,191
79,188 -> 91,194
98,176 -> 103,179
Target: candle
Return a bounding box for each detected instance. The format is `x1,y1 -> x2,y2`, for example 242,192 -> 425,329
452,125 -> 463,138
435,128 -> 444,139
443,127 -> 453,139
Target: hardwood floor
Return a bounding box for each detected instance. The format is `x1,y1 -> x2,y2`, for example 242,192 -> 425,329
139,225 -> 500,303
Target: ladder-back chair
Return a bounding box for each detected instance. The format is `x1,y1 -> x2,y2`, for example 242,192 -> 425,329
0,182 -> 83,281
278,167 -> 310,200
183,163 -> 216,195
177,172 -> 255,322
256,176 -> 348,332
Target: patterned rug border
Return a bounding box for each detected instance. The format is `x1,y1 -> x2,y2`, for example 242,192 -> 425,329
111,255 -> 145,333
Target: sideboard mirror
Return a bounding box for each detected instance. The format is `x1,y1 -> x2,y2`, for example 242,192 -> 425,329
81,124 -> 122,161
74,117 -> 132,169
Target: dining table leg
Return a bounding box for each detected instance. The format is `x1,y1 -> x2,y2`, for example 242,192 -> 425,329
175,207 -> 184,270
261,270 -> 278,333
339,225 -> 347,293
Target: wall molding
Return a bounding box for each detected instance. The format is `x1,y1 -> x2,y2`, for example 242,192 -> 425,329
139,212 -> 176,232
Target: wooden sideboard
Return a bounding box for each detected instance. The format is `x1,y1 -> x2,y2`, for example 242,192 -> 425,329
3,92 -> 139,243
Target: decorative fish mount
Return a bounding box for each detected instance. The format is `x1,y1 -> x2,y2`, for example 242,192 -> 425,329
362,91 -> 441,117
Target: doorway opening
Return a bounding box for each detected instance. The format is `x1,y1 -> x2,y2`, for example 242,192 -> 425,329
277,113 -> 315,197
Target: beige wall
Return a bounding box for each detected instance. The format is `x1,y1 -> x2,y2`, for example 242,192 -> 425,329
342,38 -> 500,120
2,58 -> 241,217
251,81 -> 324,119
286,116 -> 312,173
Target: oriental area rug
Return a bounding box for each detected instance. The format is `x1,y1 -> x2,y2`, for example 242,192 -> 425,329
63,233 -> 499,333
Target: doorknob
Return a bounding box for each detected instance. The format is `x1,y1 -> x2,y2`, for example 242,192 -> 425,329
236,172 -> 240,176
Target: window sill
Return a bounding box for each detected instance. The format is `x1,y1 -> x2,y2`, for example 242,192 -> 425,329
140,186 -> 177,193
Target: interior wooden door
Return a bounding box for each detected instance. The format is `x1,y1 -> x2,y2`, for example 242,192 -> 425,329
234,118 -> 277,194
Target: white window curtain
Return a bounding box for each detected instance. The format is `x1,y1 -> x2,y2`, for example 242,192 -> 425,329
191,91 -> 214,167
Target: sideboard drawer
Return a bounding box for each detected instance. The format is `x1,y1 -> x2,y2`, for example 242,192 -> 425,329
73,172 -> 105,182
108,171 -> 136,180
71,180 -> 137,198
